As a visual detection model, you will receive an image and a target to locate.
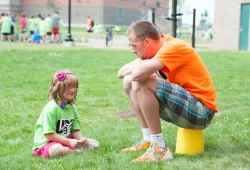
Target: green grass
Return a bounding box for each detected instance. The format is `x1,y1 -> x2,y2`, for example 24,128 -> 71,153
0,44 -> 250,169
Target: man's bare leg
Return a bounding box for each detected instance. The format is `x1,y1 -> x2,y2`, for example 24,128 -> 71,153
132,76 -> 161,134
123,75 -> 148,128
121,75 -> 151,152
131,77 -> 173,163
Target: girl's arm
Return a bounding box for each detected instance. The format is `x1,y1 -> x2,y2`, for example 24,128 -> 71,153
71,130 -> 85,140
45,133 -> 79,148
71,130 -> 88,147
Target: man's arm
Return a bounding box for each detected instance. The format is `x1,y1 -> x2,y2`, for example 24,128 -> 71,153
131,59 -> 164,82
117,59 -> 140,79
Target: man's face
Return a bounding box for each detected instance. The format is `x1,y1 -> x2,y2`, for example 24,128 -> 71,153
128,33 -> 151,60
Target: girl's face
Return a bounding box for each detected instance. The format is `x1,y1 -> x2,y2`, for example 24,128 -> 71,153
60,84 -> 78,103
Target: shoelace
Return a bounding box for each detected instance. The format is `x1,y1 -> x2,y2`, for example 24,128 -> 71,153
142,144 -> 155,156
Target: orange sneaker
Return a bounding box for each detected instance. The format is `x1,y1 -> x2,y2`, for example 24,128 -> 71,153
121,139 -> 150,152
131,142 -> 173,163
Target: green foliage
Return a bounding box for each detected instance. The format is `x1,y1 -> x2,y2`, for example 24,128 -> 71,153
0,44 -> 250,169
45,0 -> 60,11
198,10 -> 210,30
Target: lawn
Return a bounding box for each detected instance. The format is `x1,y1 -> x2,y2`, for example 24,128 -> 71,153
0,44 -> 250,169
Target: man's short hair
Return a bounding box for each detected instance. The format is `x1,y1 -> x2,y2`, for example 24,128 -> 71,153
126,20 -> 160,40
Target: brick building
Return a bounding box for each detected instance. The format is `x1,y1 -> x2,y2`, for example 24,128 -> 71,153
213,0 -> 250,51
1,0 -> 170,32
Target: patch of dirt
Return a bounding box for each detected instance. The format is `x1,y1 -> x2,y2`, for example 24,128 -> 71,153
116,108 -> 136,119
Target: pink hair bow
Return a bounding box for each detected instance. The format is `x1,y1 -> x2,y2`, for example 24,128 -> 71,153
56,71 -> 72,81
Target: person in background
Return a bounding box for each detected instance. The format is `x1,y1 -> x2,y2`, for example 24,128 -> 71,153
10,15 -> 16,42
203,29 -> 212,44
105,26 -> 113,47
34,14 -> 41,34
57,19 -> 64,43
114,24 -> 121,39
51,11 -> 61,43
0,13 -> 12,42
27,32 -> 43,44
45,14 -> 52,43
0,13 -> 5,40
87,16 -> 94,33
28,16 -> 35,39
19,12 -> 27,42
93,23 -> 102,39
39,16 -> 47,43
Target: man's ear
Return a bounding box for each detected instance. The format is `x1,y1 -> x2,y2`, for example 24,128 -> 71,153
145,38 -> 150,46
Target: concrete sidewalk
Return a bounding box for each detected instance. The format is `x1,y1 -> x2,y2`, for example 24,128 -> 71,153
74,36 -> 212,51
75,36 -> 130,50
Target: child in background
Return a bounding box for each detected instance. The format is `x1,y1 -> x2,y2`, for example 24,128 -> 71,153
0,13 -> 5,40
28,16 -> 35,39
28,33 -> 43,44
34,14 -> 41,34
10,15 -> 16,41
51,11 -> 61,43
45,14 -> 52,43
114,24 -> 121,39
105,26 -> 113,47
93,24 -> 103,39
39,16 -> 47,43
0,13 -> 12,42
32,70 -> 100,158
19,12 -> 27,42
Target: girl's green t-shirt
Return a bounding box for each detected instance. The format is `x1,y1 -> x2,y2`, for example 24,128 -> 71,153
32,100 -> 81,150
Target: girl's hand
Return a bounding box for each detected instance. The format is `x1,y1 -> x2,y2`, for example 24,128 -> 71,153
77,137 -> 89,148
69,139 -> 80,148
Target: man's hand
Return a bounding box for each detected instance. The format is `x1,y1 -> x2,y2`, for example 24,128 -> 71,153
117,59 -> 140,79
131,59 -> 164,82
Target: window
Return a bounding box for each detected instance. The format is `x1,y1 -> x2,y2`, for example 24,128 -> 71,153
117,8 -> 123,19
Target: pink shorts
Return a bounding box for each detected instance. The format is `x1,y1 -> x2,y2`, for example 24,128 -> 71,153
32,134 -> 76,158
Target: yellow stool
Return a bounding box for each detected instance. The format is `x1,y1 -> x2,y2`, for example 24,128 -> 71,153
175,127 -> 204,154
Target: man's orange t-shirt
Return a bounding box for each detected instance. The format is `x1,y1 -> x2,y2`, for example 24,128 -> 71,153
154,35 -> 217,111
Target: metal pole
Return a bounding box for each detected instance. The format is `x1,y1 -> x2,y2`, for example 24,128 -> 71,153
152,8 -> 155,25
172,0 -> 177,37
65,0 -> 73,41
192,8 -> 196,48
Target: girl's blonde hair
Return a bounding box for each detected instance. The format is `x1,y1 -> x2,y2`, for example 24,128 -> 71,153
48,70 -> 78,104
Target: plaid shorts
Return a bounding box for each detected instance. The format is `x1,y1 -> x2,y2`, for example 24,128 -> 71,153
156,79 -> 215,129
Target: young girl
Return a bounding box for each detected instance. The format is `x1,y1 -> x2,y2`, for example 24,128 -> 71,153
19,12 -> 27,42
32,70 -> 100,158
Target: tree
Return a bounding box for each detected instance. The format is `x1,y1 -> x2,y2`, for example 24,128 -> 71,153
45,0 -> 60,12
197,10 -> 210,30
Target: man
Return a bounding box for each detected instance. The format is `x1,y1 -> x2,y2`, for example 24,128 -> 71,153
117,20 -> 217,163
51,11 -> 61,43
87,16 -> 93,32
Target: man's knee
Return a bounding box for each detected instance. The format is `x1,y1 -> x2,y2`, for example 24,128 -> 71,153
132,81 -> 145,94
132,76 -> 154,92
123,75 -> 132,92
48,144 -> 71,157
